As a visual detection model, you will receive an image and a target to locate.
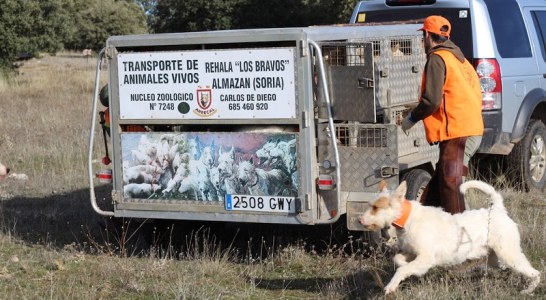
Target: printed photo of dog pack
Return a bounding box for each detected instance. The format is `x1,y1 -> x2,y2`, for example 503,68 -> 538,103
120,132 -> 298,201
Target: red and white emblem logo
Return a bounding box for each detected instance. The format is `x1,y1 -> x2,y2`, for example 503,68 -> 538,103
194,87 -> 217,117
197,89 -> 212,110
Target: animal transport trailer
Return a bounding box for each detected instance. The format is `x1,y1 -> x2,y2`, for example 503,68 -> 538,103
88,23 -> 438,230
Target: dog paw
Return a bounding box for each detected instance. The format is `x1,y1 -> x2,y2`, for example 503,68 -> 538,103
384,283 -> 398,295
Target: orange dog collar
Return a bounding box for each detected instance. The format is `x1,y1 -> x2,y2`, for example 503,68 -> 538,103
392,199 -> 412,229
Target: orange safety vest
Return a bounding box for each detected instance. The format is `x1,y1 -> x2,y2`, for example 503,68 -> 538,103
103,108 -> 110,128
421,50 -> 484,143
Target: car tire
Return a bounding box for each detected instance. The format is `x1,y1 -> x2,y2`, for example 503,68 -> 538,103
508,119 -> 546,192
401,169 -> 431,201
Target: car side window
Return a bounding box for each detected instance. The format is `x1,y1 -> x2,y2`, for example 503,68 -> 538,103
532,11 -> 546,62
484,0 -> 532,58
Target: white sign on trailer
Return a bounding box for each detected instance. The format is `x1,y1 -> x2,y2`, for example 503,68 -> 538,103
117,48 -> 297,120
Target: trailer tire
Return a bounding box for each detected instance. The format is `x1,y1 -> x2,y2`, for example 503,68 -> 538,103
508,119 -> 546,192
401,169 -> 431,202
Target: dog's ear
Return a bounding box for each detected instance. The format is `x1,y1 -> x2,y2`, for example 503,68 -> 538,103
379,180 -> 388,193
228,146 -> 235,157
392,181 -> 407,203
377,180 -> 390,200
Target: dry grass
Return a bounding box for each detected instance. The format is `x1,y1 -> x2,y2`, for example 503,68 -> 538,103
0,53 -> 544,299
1,52 -> 99,197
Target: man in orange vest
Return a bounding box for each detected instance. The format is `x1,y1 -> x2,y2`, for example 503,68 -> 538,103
401,15 -> 484,214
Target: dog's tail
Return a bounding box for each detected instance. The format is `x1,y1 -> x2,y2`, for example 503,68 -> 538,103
460,180 -> 505,211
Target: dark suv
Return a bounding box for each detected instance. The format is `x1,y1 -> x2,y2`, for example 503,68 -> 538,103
351,0 -> 546,192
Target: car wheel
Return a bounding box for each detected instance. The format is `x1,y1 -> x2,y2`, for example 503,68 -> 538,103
508,119 -> 546,192
401,169 -> 431,201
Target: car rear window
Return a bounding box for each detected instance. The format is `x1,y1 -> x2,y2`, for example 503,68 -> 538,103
483,0 -> 532,58
354,8 -> 473,59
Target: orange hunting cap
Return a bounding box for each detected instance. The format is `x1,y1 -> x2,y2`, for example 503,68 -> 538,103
419,15 -> 451,37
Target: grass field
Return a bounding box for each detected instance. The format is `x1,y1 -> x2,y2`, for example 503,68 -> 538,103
0,53 -> 544,299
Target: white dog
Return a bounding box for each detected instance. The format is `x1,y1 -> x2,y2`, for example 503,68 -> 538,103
124,183 -> 161,198
213,146 -> 240,198
182,142 -> 216,201
358,180 -> 540,295
237,158 -> 290,196
123,161 -> 160,184
0,163 -> 27,181
163,153 -> 191,195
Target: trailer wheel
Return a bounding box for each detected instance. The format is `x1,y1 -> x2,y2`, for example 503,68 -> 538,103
508,119 -> 546,192
401,169 -> 431,202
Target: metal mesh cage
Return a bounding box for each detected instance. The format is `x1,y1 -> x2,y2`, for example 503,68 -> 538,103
335,125 -> 388,148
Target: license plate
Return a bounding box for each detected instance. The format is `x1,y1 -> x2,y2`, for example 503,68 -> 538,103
225,194 -> 296,213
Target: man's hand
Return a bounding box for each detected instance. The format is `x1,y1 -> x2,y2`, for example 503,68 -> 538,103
401,113 -> 416,135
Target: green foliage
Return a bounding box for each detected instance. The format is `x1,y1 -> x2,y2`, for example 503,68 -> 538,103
0,0 -> 147,71
234,0 -> 358,29
0,0 -> 77,68
150,0 -> 359,33
0,0 -> 59,67
134,0 -> 158,30
0,1 -> 18,68
34,1 -> 75,54
0,0 -> 359,70
152,0 -> 238,33
66,0 -> 148,51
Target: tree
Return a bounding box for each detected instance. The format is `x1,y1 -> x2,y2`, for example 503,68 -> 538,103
0,0 -> 359,71
0,0 -> 21,69
135,0 -> 158,31
0,0 -> 148,71
234,0 -> 358,28
67,0 -> 148,51
0,0 -> 73,69
34,0 -> 75,53
152,0 -> 238,33
150,0 -> 359,33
